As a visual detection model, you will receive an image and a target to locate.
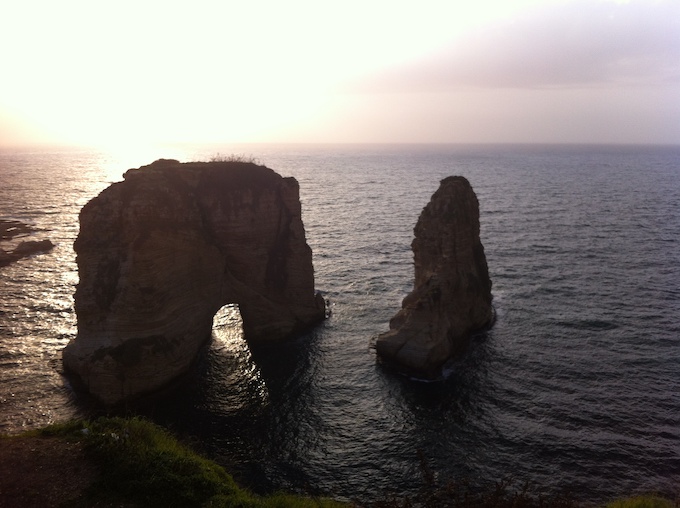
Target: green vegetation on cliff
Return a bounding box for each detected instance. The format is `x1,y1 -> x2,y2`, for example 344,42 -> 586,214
605,496 -> 677,508
2,417 -> 676,508
35,417 -> 346,507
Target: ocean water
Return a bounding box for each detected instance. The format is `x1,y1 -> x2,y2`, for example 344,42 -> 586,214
0,144 -> 678,502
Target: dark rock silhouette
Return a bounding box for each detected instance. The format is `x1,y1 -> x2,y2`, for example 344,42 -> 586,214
0,220 -> 54,267
63,159 -> 326,405
375,176 -> 493,378
12,239 -> 55,258
1,219 -> 36,241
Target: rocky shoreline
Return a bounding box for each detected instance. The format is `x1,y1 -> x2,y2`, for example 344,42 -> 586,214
0,219 -> 54,268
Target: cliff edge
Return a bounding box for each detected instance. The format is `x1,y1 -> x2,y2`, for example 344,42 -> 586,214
63,159 -> 325,405
375,176 -> 493,378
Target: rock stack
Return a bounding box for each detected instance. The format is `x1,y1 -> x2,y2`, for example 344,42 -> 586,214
375,176 -> 493,378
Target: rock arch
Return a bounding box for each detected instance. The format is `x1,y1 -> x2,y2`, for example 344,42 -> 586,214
63,159 -> 326,405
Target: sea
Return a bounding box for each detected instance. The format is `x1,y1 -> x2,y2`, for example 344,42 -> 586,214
0,143 -> 678,503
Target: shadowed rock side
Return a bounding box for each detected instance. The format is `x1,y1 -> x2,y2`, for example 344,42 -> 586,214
375,176 -> 493,378
63,159 -> 326,405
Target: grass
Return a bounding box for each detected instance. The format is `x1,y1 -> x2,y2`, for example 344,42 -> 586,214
5,417 -> 677,508
208,153 -> 261,164
605,497 -> 677,508
39,417 -> 345,507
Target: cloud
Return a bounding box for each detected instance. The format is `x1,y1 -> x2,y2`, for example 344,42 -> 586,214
355,0 -> 680,92
1,0 -> 677,145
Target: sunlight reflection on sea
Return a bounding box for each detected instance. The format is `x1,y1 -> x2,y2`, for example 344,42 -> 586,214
0,144 -> 678,502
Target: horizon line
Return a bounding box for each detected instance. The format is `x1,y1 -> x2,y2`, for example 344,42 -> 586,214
2,140 -> 680,150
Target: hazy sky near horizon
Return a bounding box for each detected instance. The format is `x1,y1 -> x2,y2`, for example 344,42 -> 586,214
1,0 -> 678,147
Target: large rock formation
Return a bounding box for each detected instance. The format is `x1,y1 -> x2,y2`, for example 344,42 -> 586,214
375,176 -> 493,378
63,159 -> 326,405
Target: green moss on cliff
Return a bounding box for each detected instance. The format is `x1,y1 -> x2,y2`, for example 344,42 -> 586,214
605,496 -> 677,508
10,418 -> 677,508
40,417 -> 345,508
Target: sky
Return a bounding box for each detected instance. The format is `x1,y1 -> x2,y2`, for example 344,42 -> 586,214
1,0 -> 678,147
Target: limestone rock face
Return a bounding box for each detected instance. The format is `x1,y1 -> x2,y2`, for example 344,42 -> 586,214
375,176 -> 493,378
63,159 -> 326,405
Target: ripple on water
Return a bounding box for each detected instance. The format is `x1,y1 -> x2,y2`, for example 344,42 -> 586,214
1,145 -> 679,502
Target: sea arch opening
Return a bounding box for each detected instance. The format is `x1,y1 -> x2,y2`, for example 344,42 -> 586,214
209,303 -> 268,406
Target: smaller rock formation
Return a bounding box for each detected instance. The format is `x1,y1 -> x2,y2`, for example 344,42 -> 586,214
0,220 -> 54,267
12,239 -> 55,258
63,159 -> 326,405
375,176 -> 493,378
